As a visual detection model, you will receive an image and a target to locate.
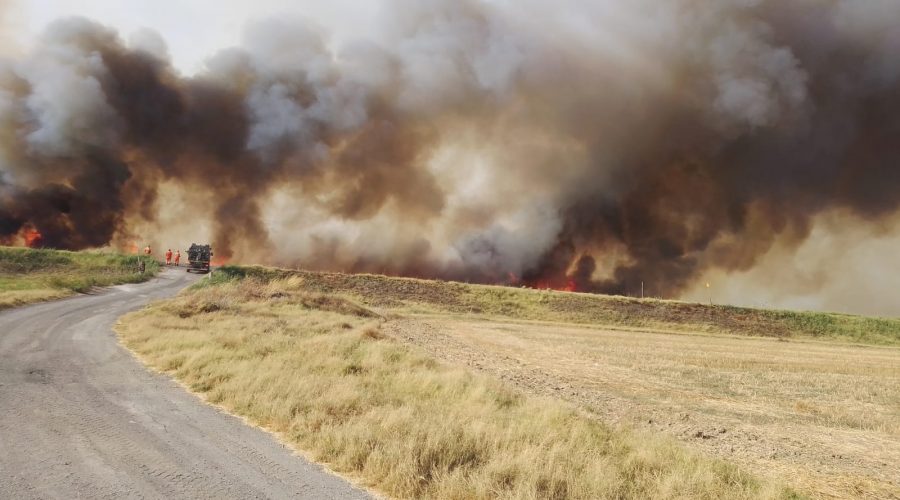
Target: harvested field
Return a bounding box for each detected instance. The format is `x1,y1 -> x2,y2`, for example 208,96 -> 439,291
386,318 -> 900,499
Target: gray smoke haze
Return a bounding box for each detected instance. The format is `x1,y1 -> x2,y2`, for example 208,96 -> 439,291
1,0 -> 900,308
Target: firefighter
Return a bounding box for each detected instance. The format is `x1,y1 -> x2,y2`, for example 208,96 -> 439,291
174,250 -> 181,266
165,249 -> 173,266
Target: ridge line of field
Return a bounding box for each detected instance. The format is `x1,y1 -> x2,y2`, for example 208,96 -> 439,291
209,265 -> 900,346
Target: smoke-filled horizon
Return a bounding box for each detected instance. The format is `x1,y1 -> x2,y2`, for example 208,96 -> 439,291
1,0 -> 899,307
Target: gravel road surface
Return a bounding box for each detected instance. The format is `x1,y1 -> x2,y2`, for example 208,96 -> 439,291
0,268 -> 370,499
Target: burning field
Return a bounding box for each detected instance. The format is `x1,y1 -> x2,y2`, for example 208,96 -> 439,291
2,0 -> 900,310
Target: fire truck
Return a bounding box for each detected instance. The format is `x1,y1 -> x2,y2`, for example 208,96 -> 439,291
186,243 -> 213,273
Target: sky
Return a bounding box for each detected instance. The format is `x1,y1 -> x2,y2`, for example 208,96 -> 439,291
16,0 -> 381,75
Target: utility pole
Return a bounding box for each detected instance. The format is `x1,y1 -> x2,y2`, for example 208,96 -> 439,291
641,281 -> 644,299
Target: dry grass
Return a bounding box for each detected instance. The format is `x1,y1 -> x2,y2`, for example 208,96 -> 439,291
117,276 -> 797,500
210,266 -> 900,346
0,284 -> 71,309
0,246 -> 159,309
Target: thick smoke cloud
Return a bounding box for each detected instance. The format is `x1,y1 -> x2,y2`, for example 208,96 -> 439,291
1,0 -> 899,300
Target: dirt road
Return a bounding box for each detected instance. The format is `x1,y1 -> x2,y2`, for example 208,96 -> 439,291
0,268 -> 370,499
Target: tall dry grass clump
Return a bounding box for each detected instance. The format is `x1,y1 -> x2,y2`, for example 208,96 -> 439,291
118,276 -> 797,499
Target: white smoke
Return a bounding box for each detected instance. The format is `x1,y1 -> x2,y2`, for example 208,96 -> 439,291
8,19 -> 120,179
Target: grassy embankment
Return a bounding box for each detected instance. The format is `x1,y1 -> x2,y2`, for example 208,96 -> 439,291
117,266 -> 802,499
217,266 -> 900,346
0,246 -> 159,309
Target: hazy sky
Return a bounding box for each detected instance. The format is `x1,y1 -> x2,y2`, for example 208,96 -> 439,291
16,0 -> 382,74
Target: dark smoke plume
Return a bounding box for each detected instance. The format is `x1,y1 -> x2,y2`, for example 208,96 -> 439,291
1,0 -> 899,298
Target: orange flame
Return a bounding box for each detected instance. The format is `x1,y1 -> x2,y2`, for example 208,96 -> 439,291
509,273 -> 579,293
23,227 -> 43,248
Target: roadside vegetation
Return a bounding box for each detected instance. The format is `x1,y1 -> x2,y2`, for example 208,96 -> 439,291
0,246 -> 159,309
212,266 -> 900,346
117,271 -> 799,499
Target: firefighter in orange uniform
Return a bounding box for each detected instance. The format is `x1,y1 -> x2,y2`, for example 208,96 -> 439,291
165,249 -> 173,266
174,250 -> 181,266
